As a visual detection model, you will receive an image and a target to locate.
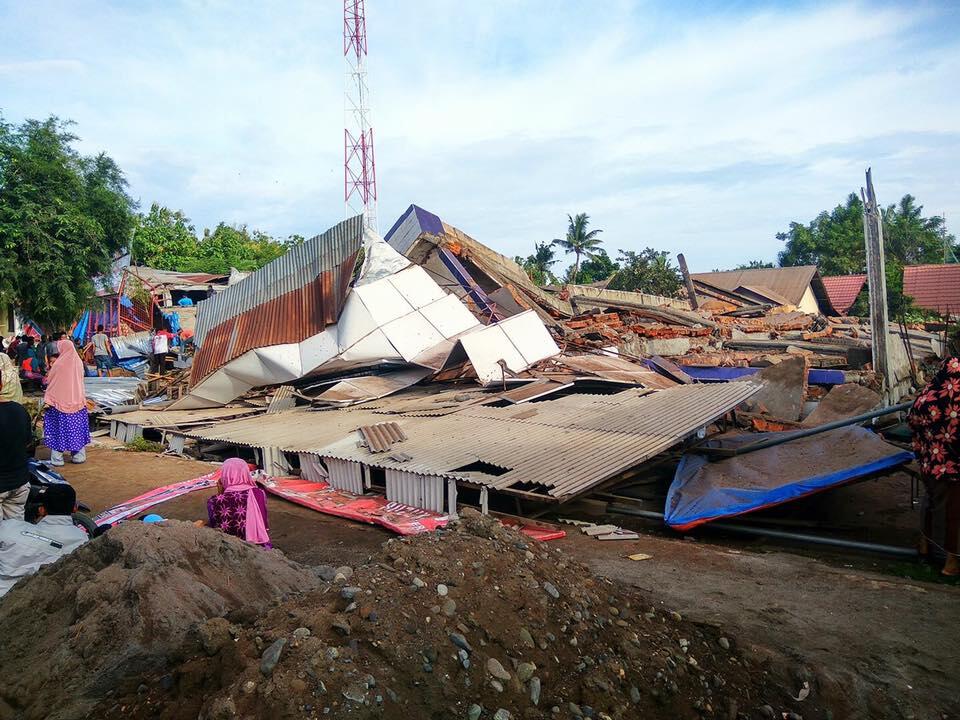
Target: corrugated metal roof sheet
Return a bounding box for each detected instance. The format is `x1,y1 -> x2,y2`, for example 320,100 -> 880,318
820,275 -> 866,315
190,216 -> 364,384
902,264 -> 960,315
359,422 -> 407,452
110,407 -> 263,427
183,382 -> 758,501
555,354 -> 678,389
691,267 -> 818,306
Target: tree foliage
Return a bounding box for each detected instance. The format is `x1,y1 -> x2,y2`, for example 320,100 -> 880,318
552,213 -> 603,284
735,259 -> 775,269
777,192 -> 957,274
0,115 -> 136,328
132,206 -> 303,274
608,248 -> 682,297
565,248 -> 619,285
514,241 -> 559,286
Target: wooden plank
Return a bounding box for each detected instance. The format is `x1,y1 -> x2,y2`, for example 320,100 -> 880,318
677,253 -> 699,310
861,168 -> 892,402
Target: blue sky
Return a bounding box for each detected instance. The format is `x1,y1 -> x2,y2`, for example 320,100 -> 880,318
1,1 -> 959,272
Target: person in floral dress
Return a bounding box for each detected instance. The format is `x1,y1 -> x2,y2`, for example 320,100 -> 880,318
206,458 -> 272,548
908,354 -> 960,575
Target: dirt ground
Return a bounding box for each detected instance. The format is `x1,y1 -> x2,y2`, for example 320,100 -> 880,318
57,444 -> 960,718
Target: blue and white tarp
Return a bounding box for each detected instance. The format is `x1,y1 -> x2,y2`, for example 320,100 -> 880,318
665,425 -> 913,531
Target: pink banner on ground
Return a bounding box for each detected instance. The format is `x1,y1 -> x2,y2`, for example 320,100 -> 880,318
93,470 -> 221,525
260,477 -> 449,535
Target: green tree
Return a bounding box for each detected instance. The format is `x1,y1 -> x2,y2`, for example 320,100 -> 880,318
735,260 -> 775,269
564,248 -> 619,284
881,194 -> 954,265
777,192 -> 958,273
777,194 -> 866,275
0,116 -> 135,328
514,241 -> 559,286
131,203 -> 199,270
552,213 -> 603,284
608,248 -> 682,297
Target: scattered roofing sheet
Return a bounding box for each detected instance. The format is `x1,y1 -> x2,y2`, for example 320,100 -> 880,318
440,310 -> 560,384
691,267 -> 819,306
902,264 -> 960,315
554,354 -> 678,389
359,422 -> 408,452
820,275 -> 867,315
84,377 -> 144,407
127,266 -> 228,291
312,368 -> 432,407
106,407 -> 263,428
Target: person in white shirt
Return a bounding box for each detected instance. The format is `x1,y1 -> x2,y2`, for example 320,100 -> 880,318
90,324 -> 112,377
0,484 -> 88,598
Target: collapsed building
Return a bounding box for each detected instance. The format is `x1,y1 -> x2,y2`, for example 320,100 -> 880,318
95,208 -> 945,529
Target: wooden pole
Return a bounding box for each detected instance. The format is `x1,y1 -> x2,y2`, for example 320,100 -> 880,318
861,167 -> 893,402
677,253 -> 699,310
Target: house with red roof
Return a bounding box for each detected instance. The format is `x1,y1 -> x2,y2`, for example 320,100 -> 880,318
903,264 -> 960,316
820,274 -> 866,315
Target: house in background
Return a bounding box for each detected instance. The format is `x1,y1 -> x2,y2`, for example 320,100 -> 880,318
903,264 -> 960,317
690,266 -> 837,315
820,274 -> 867,316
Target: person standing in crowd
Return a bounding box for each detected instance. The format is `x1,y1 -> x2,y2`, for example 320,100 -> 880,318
36,335 -> 48,371
149,327 -> 173,375
15,336 -> 31,365
908,351 -> 960,576
90,324 -> 112,377
0,484 -> 88,598
0,354 -> 30,520
19,339 -> 44,386
205,458 -> 271,548
42,340 -> 90,466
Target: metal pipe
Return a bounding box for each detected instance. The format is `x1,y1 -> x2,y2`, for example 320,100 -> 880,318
606,503 -> 918,558
695,401 -> 913,458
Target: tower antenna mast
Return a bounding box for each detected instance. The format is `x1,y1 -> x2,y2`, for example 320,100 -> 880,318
344,0 -> 378,231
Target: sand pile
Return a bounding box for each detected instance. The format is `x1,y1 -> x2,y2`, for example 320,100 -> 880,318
57,511 -> 823,720
0,521 -> 321,720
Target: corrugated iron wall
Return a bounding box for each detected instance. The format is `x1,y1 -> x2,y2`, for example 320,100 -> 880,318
385,469 -> 445,513
327,458 -> 364,495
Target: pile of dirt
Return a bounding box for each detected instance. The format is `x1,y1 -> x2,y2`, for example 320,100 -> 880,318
0,521 -> 321,720
0,512 -> 830,720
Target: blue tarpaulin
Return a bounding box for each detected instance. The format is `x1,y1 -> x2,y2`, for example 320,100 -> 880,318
665,425 -> 913,531
678,366 -> 846,385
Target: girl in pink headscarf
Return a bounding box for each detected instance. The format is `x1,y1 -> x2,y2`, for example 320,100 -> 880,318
43,340 -> 90,466
206,458 -> 271,547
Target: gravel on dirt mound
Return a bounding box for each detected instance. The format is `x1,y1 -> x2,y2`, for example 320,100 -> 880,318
0,521 -> 321,720
72,510 -> 825,720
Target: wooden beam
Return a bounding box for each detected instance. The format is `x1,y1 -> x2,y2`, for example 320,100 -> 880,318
861,167 -> 893,402
677,253 -> 699,310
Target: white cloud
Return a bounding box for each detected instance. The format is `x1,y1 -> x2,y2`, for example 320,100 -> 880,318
1,1 -> 958,271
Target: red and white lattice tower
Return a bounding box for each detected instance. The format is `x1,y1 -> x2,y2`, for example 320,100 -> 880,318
344,0 -> 378,231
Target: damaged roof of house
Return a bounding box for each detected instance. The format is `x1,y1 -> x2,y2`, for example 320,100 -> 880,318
180,381 -> 758,501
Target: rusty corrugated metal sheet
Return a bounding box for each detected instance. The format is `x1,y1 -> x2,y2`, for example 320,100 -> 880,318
193,215 -> 363,343
189,217 -> 363,386
359,422 -> 407,452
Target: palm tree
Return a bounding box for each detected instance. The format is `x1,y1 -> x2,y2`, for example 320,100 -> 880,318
552,213 -> 603,284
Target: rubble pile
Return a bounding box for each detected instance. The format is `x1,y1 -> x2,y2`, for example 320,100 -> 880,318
0,517 -> 827,720
0,522 -> 321,720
